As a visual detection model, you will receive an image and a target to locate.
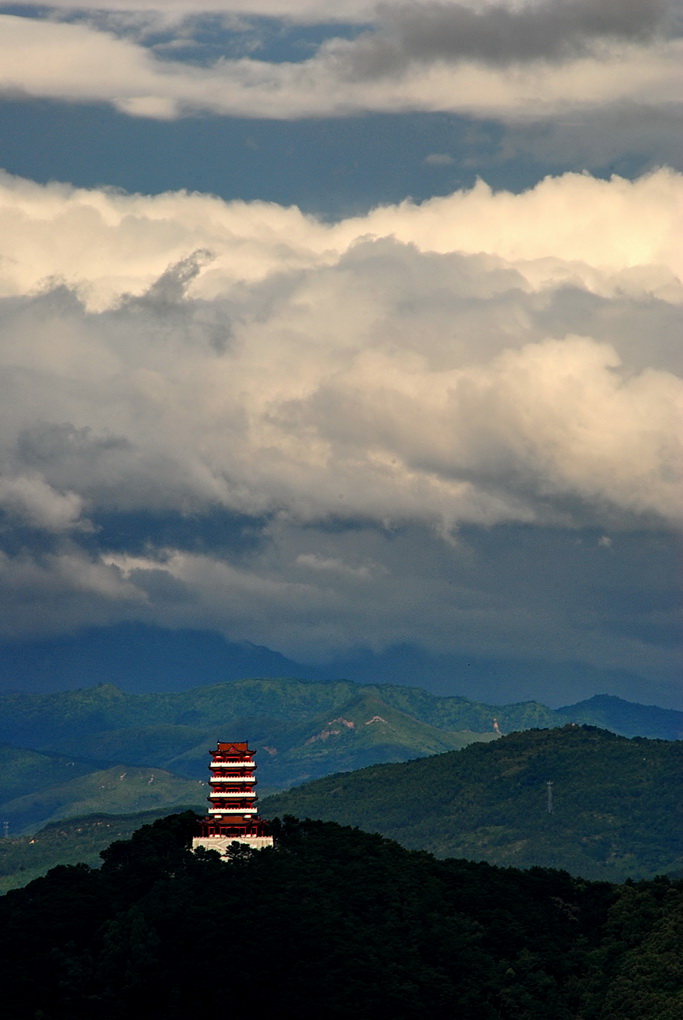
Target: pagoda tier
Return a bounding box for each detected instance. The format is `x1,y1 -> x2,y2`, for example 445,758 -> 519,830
192,741 -> 274,854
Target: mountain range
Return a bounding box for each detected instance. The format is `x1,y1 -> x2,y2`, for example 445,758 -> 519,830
0,676 -> 680,838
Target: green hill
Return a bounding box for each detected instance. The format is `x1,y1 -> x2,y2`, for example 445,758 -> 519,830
0,744 -> 205,835
263,726 -> 683,881
0,743 -> 95,802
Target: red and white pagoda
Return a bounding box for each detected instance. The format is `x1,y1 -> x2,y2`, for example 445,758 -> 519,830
192,741 -> 274,854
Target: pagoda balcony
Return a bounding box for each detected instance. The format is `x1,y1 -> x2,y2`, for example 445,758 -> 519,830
208,787 -> 256,795
209,761 -> 256,768
209,776 -> 255,784
208,807 -> 257,815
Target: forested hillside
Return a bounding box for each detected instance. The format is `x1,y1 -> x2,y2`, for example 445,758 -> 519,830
0,812 -> 681,1020
1,680 -> 680,837
263,726 -> 683,881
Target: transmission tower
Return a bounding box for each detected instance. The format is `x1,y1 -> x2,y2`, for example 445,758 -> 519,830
546,781 -> 554,814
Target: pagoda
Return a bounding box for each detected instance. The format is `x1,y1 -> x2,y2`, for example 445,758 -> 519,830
192,740 -> 274,855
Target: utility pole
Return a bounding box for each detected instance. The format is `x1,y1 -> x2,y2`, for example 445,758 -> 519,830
546,781 -> 554,814
3,820 -> 8,839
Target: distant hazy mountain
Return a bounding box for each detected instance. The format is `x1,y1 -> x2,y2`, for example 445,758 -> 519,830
0,621 -> 668,710
263,726 -> 683,881
555,694 -> 683,741
0,622 -> 308,693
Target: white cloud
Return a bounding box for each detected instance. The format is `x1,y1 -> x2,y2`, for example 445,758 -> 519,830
0,6 -> 680,120
0,168 -> 680,533
1,168 -> 681,307
0,169 -> 680,678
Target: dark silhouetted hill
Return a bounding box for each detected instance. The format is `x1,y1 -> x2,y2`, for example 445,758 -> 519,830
0,812 -> 681,1019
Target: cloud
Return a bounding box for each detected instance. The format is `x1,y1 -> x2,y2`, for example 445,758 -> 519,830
0,473 -> 86,532
2,168 -> 680,304
49,524 -> 682,693
0,169 -> 680,686
2,1 -> 379,20
339,0 -> 673,79
497,102 -> 683,178
0,547 -> 148,639
0,3 -> 680,120
0,168 -> 680,530
424,152 -> 455,166
295,552 -> 378,579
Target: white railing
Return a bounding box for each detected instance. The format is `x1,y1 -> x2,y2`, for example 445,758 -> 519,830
208,807 -> 257,815
208,787 -> 256,795
209,761 -> 255,768
209,776 -> 254,783
192,835 -> 273,852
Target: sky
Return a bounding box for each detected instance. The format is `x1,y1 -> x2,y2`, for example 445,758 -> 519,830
0,0 -> 681,708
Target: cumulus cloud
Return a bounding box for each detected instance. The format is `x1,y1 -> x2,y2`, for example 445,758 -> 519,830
0,1 -> 681,120
0,169 -> 680,683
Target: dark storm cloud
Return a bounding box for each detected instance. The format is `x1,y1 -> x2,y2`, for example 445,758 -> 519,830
341,0 -> 673,78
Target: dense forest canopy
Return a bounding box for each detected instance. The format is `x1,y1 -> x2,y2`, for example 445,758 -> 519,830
0,812 -> 681,1020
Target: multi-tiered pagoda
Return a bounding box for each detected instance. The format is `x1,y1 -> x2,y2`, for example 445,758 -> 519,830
192,741 -> 274,854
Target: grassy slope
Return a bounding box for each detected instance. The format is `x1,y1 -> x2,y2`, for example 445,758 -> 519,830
0,757 -> 206,835
0,743 -> 95,800
263,726 -> 683,881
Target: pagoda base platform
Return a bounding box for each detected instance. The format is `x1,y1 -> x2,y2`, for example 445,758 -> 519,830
192,834 -> 274,855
